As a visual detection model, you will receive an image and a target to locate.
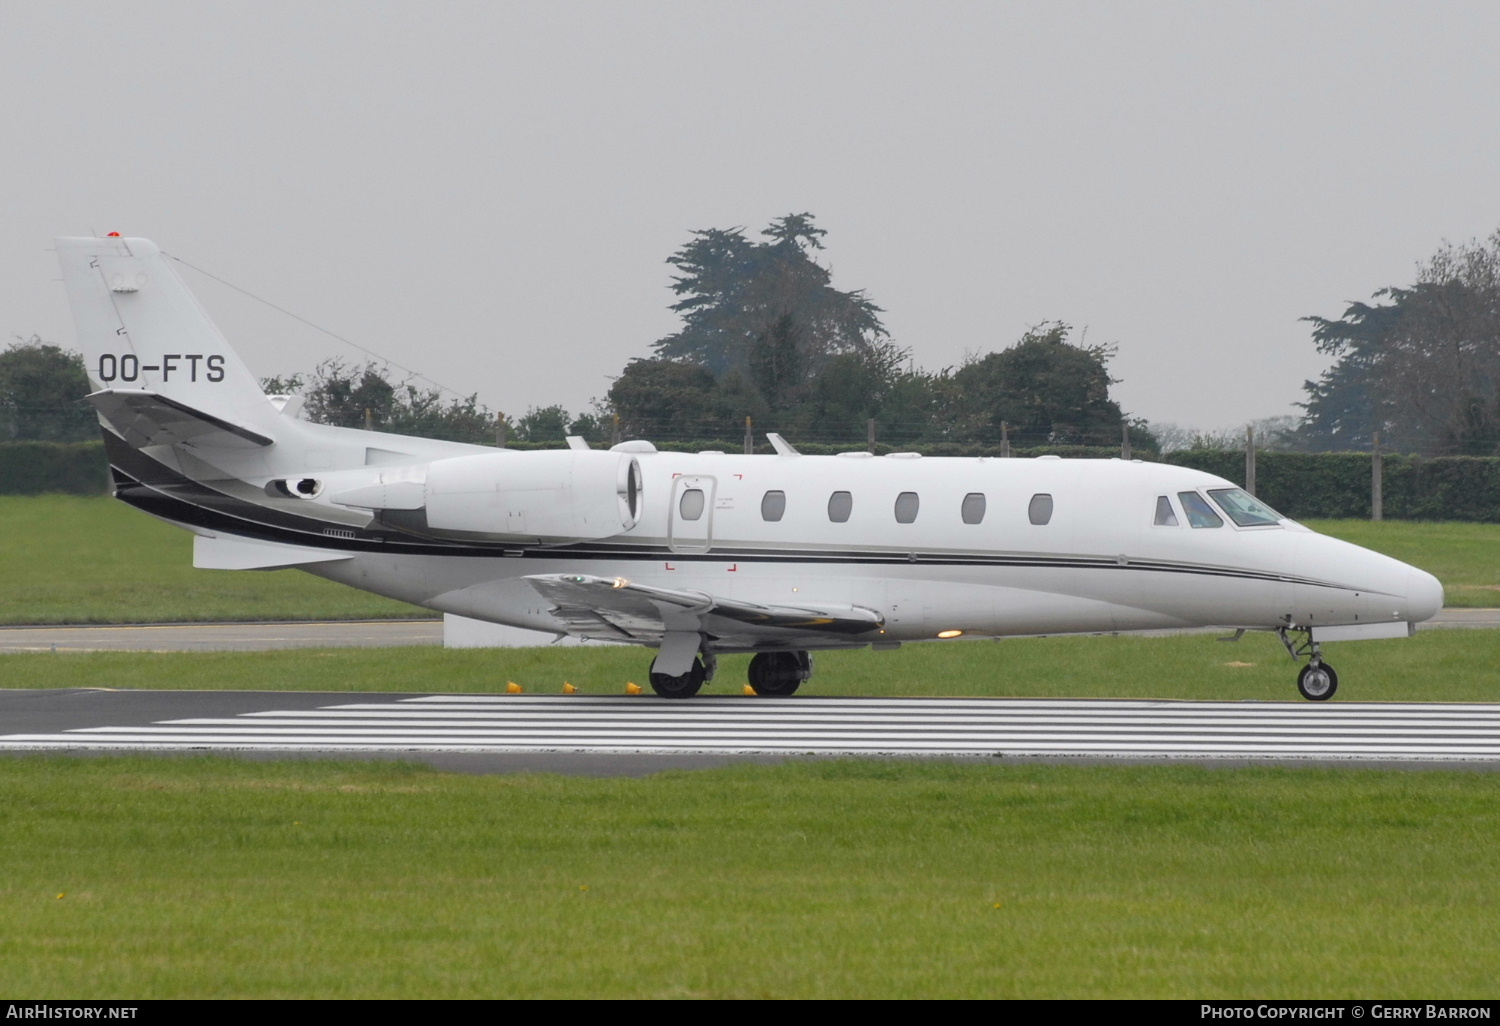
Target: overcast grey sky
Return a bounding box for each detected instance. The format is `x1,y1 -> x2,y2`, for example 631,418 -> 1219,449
4,1 -> 1499,431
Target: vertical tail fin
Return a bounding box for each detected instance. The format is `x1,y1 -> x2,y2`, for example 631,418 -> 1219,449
55,236 -> 279,439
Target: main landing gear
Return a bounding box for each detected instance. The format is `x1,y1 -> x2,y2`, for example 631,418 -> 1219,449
649,651 -> 716,699
747,651 -> 814,697
1278,627 -> 1338,702
645,648 -> 815,698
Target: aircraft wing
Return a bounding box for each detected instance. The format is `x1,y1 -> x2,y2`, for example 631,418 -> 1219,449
523,573 -> 885,649
88,389 -> 274,450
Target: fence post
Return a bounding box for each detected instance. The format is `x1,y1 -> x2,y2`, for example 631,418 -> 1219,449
1371,431 -> 1383,521
1245,425 -> 1256,496
744,416 -> 754,455
867,418 -> 876,454
611,414 -> 621,447
1000,421 -> 1011,458
495,413 -> 507,449
1121,422 -> 1132,460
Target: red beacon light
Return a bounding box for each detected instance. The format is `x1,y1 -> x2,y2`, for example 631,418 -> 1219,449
106,232 -> 121,237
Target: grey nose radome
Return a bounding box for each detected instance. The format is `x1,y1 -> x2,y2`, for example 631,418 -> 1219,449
1407,569 -> 1444,624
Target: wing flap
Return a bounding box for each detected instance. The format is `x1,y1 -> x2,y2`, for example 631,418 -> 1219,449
88,389 -> 274,449
524,573 -> 884,647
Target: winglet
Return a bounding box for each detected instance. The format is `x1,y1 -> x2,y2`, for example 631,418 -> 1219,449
766,433 -> 800,456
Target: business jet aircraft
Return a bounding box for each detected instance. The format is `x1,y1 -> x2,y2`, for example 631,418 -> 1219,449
54,235 -> 1444,701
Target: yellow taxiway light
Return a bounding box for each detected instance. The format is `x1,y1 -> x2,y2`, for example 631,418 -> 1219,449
563,682 -> 578,694
743,684 -> 757,696
625,682 -> 643,696
937,630 -> 964,639
506,681 -> 524,693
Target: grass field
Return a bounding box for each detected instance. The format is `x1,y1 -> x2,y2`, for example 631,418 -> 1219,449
0,755 -> 1496,998
0,495 -> 425,624
2,497 -> 1499,626
3,627 -> 1496,702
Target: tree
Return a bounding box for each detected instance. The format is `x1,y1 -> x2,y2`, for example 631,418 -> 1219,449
653,214 -> 889,378
515,404 -> 571,444
1298,230 -> 1500,454
282,359 -> 502,444
606,358 -> 738,441
0,337 -> 95,441
949,323 -> 1125,446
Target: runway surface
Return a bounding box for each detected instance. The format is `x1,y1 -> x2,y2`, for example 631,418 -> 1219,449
3,690 -> 1500,765
0,608 -> 1495,653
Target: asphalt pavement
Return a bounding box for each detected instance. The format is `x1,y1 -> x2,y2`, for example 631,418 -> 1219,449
5,688 -> 1500,775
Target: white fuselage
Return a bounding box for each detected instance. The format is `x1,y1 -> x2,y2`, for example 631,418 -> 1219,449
292,445 -> 1443,648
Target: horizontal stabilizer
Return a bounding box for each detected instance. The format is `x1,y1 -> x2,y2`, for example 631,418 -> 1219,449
524,573 -> 883,648
89,389 -> 274,450
194,534 -> 353,571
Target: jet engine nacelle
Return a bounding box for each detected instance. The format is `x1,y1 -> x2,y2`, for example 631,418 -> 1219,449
422,449 -> 641,542
275,449 -> 643,544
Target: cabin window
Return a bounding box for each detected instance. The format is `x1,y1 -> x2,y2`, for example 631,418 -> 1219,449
828,490 -> 853,523
1028,493 -> 1053,526
894,491 -> 920,523
1154,495 -> 1179,527
1177,491 -> 1223,529
1208,488 -> 1283,528
961,492 -> 986,525
678,488 -> 705,521
760,490 -> 786,522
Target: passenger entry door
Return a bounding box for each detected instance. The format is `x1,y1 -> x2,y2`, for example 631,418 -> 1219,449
669,475 -> 716,553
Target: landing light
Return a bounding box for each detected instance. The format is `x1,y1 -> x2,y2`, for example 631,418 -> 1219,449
937,630 -> 963,639
612,577 -> 629,589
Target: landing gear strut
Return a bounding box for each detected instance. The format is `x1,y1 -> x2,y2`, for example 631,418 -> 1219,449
748,651 -> 813,696
1278,627 -> 1338,702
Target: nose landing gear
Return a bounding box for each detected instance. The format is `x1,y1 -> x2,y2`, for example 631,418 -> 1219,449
1297,661 -> 1339,701
1278,627 -> 1338,702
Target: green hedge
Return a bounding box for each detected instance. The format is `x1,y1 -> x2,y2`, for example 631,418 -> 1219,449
0,441 -> 110,495
1163,450 -> 1500,523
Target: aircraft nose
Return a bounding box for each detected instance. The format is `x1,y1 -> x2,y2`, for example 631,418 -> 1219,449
1407,568 -> 1444,624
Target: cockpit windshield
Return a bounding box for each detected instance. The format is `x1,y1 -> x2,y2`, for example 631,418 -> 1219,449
1207,488 -> 1284,528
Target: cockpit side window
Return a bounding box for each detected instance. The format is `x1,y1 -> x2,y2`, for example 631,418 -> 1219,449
1177,491 -> 1223,529
1153,495 -> 1179,527
1208,488 -> 1284,528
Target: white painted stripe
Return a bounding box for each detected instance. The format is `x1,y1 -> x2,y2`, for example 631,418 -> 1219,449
5,695 -> 1500,760
146,718 -> 1500,740
5,737 -> 1500,758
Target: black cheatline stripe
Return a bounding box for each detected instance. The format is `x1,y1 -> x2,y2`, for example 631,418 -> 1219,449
104,438 -> 1373,593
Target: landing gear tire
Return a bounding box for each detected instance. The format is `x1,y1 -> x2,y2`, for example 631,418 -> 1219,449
650,658 -> 707,699
1297,662 -> 1338,702
748,651 -> 812,697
